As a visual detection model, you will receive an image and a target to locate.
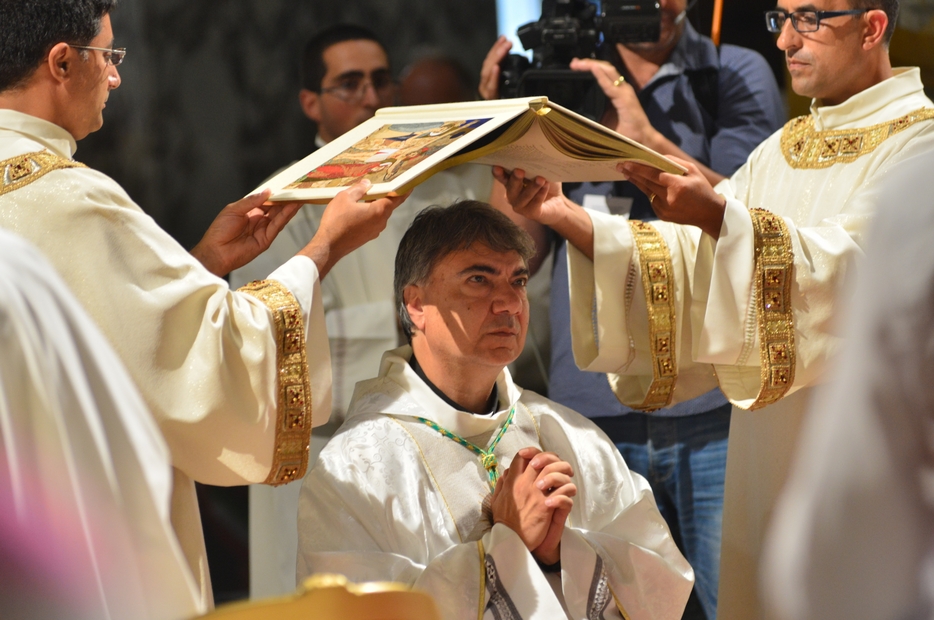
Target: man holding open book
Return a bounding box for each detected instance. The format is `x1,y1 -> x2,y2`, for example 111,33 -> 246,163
499,0 -> 934,617
480,2 -> 784,618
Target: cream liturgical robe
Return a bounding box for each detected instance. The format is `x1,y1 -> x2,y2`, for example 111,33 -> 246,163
0,110 -> 332,609
297,347 -> 694,620
566,68 -> 934,618
0,230 -> 200,619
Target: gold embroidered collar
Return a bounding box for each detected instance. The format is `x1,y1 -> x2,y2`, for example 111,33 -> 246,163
781,107 -> 934,169
0,150 -> 86,197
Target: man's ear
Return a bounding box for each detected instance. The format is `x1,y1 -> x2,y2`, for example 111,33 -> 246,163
404,283 -> 427,333
299,88 -> 321,123
862,9 -> 888,50
46,42 -> 72,84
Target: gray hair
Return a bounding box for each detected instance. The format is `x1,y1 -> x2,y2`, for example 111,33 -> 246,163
394,200 -> 536,342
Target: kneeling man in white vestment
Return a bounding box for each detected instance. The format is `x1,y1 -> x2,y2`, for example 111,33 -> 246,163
297,201 -> 693,619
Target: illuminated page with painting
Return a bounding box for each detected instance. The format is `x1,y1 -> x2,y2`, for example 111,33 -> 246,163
258,97 -> 685,202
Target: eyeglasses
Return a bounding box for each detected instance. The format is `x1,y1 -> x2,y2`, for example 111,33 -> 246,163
321,71 -> 394,104
765,9 -> 868,33
71,45 -> 127,67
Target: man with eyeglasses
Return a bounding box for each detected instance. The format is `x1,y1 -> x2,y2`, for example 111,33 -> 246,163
480,4 -> 784,618
0,2 -> 409,615
230,24 -> 496,598
497,0 -> 934,617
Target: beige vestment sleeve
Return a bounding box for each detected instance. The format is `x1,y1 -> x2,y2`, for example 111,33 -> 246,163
0,134 -> 332,607
0,163 -> 331,485
569,108 -> 934,411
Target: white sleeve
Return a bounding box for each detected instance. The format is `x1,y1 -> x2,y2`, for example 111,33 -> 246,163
534,401 -> 695,619
567,209 -> 719,408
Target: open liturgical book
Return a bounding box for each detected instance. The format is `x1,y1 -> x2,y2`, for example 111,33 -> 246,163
259,96 -> 686,202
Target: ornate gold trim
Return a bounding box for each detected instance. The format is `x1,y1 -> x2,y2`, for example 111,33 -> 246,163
0,150 -> 86,197
476,539 -> 486,620
781,107 -> 934,169
746,208 -> 796,410
610,586 -> 631,620
625,220 -> 677,411
238,279 -> 313,485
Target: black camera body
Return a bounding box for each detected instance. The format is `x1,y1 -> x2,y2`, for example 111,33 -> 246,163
500,0 -> 661,120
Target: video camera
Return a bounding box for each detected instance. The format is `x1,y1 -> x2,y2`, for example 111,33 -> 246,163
500,0 -> 662,121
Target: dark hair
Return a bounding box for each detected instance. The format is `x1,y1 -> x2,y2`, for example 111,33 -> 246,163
300,24 -> 385,92
0,0 -> 117,92
851,0 -> 899,44
399,53 -> 476,104
394,201 -> 536,342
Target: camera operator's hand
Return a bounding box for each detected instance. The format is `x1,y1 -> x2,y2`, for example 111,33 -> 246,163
479,35 -> 513,101
569,58 -> 658,146
570,57 -> 727,187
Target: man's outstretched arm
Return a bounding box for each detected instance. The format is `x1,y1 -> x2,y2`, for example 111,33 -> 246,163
192,179 -> 408,278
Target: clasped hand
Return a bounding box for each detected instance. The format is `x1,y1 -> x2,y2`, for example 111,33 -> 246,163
491,447 -> 576,567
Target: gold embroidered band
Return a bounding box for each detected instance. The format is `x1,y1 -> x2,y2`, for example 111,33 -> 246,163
781,107 -> 934,169
0,150 -> 86,197
238,280 -> 313,485
620,220 -> 677,411
746,208 -> 796,410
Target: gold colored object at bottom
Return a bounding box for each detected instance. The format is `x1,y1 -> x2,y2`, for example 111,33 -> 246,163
197,573 -> 441,620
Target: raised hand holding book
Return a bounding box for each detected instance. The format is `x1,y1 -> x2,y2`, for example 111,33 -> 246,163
258,96 -> 686,203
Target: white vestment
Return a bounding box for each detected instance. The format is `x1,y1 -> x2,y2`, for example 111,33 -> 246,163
231,165 -> 494,597
297,347 -> 694,620
0,109 -> 332,609
762,151 -> 934,620
566,68 -> 934,618
0,230 -> 200,619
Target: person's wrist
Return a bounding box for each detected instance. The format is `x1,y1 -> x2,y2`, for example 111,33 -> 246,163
533,546 -> 560,567
642,126 -> 665,152
190,241 -> 225,277
701,194 -> 727,239
300,236 -> 335,279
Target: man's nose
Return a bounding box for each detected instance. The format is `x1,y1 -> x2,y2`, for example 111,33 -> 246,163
491,282 -> 524,314
361,81 -> 382,108
776,17 -> 800,51
108,66 -> 121,89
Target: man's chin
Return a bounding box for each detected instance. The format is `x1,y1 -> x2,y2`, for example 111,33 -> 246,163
480,344 -> 523,368
70,119 -> 103,141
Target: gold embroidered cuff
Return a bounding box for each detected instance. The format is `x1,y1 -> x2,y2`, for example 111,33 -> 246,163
1,151 -> 86,197
610,220 -> 677,411
238,279 -> 313,485
781,107 -> 934,169
745,208 -> 796,410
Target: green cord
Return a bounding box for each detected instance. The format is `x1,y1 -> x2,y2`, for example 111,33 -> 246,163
411,405 -> 516,489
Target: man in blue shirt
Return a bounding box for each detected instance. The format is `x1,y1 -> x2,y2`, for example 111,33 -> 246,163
481,2 -> 785,617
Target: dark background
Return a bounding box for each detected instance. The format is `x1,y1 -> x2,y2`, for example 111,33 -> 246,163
81,0 -> 784,604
